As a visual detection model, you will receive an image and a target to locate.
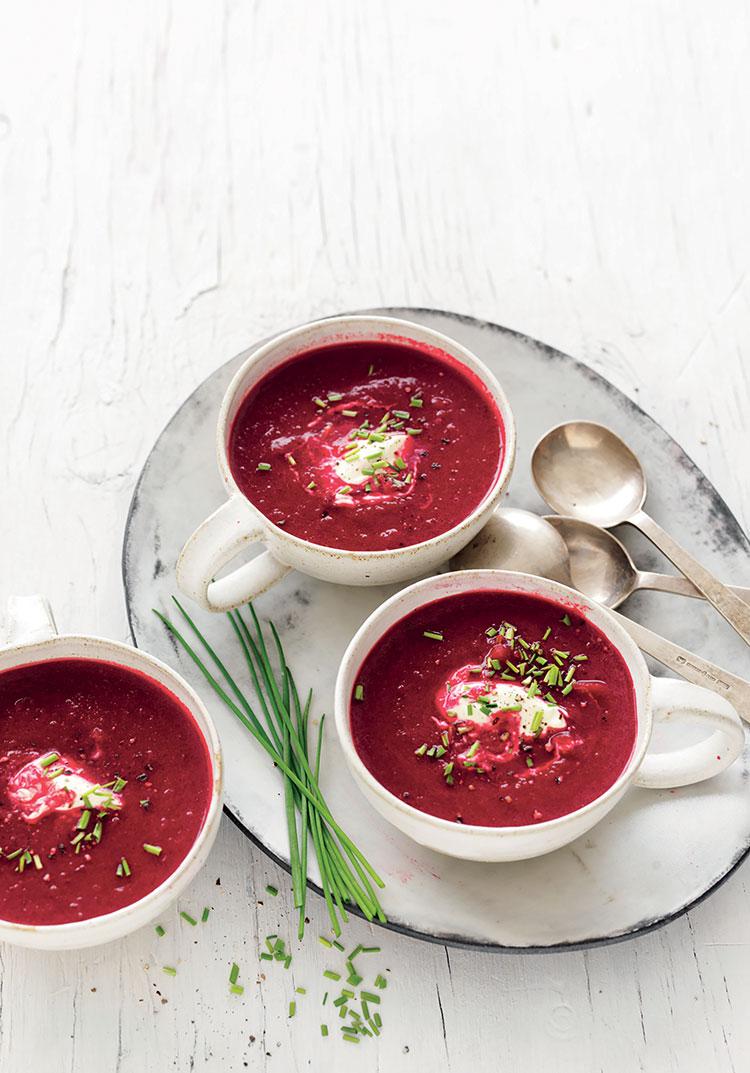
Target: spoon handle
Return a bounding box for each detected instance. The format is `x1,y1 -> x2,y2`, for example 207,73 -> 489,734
636,570 -> 750,604
609,608 -> 750,722
629,509 -> 750,647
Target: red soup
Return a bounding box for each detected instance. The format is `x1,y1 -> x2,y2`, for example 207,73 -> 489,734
228,338 -> 504,551
0,658 -> 213,925
351,591 -> 638,827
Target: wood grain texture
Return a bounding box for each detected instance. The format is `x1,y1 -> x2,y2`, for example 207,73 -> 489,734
1,1 -> 749,1069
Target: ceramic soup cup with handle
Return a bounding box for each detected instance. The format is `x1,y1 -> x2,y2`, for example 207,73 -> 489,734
0,595 -> 223,950
334,569 -> 744,863
176,315 -> 516,612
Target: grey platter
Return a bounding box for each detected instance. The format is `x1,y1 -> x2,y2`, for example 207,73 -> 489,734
123,308 -> 750,952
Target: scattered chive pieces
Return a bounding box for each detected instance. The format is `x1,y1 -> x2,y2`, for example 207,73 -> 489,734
526,756 -> 534,768
348,972 -> 363,986
338,485 -> 353,495
324,970 -> 341,981
319,936 -> 333,948
328,392 -> 343,401
201,906 -> 210,922
354,684 -> 364,701
486,627 -> 498,638
287,454 -> 296,466
155,924 -> 165,937
321,1024 -> 329,1037
229,963 -> 240,985
374,974 -> 387,989
260,953 -> 273,961
284,955 -> 292,969
39,753 -> 59,769
562,683 -> 574,695
332,940 -> 345,952
342,409 -> 358,418
423,630 -> 443,641
120,857 -> 131,877
6,848 -> 22,861
33,854 -> 43,871
143,844 -> 162,856
409,397 -> 423,408
180,911 -> 198,926
374,1012 -> 382,1027
76,810 -> 91,830
342,1034 -> 359,1044
113,777 -> 127,792
360,991 -> 381,1004
296,986 -> 307,995
289,1001 -> 296,1017
360,946 -> 381,953
574,653 -> 588,661
323,992 -> 329,1005
306,480 -> 316,490
256,462 -> 271,471
162,966 -> 177,976
542,627 -> 552,641
561,614 -> 571,626
265,884 -> 278,897
530,711 -> 544,735
313,397 -> 327,409
230,984 -> 244,995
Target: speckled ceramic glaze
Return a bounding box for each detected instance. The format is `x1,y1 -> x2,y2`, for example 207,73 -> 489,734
123,309 -> 750,952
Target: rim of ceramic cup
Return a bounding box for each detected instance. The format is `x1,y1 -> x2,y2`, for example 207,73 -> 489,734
334,568 -> 653,840
214,315 -> 517,559
0,633 -> 223,940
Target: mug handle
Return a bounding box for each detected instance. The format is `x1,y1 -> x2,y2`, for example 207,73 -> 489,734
176,495 -> 291,612
4,595 -> 58,646
634,677 -> 745,789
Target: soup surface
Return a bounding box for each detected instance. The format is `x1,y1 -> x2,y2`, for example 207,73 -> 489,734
351,590 -> 637,826
228,337 -> 504,551
0,658 -> 213,925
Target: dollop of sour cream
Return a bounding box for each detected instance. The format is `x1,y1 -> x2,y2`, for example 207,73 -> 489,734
7,752 -> 123,823
334,432 -> 411,488
441,674 -> 567,739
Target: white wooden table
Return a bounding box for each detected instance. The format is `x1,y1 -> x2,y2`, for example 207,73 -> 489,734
2,2 -> 750,1069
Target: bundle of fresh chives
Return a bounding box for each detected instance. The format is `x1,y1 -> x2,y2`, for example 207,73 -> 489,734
155,598 -> 386,938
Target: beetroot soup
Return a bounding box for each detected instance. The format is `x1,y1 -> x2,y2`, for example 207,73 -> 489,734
350,591 -> 637,827
228,338 -> 504,551
0,658 -> 213,925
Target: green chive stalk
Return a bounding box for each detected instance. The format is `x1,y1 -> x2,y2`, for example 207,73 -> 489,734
155,598 -> 385,938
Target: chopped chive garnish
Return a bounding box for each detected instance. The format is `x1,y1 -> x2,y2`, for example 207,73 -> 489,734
354,684 -> 364,701
5,848 -> 22,861
76,810 -> 91,830
360,991 -> 381,1004
360,946 -> 381,953
465,741 -> 480,759
423,630 -> 444,641
155,924 -> 165,937
289,1001 -> 296,1017
180,911 -> 197,926
143,844 -> 162,856
374,974 -> 387,989
405,427 -> 422,435
341,409 -> 358,418
324,970 -> 341,981
338,485 -> 353,495
230,984 -> 244,995
321,1024 -> 329,1037
33,853 -> 43,870
112,777 -> 127,792
561,614 -> 571,626
574,653 -> 588,661
342,1034 -> 359,1043
542,627 -> 552,641
562,683 -> 574,695
323,992 -> 329,1005
319,936 -> 333,948
409,397 -> 423,408
328,392 -> 343,401
260,953 -> 273,961
39,753 -> 59,769
201,906 -> 210,922
256,462 -> 271,471
287,454 -> 296,466
120,857 -> 131,877
229,963 -> 240,984
526,756 -> 534,768
348,972 -> 363,986
265,884 -> 278,897
92,820 -> 103,842
162,966 -> 177,976
374,1012 -> 382,1027
313,397 -> 327,409
296,986 -> 307,995
306,480 -> 316,490
486,627 -> 498,637
530,711 -> 544,735
332,940 -> 345,952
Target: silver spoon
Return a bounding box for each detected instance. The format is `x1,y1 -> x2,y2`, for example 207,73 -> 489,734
451,509 -> 750,720
545,515 -> 750,609
531,421 -> 750,647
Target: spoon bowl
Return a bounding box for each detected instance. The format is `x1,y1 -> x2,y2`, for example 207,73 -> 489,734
450,507 -> 572,583
544,516 -> 638,608
531,421 -> 646,527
